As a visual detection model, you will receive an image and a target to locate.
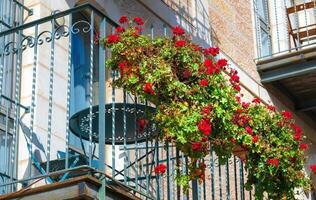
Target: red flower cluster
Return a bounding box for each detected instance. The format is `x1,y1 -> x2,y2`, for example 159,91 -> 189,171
267,105 -> 276,112
203,59 -> 219,75
229,69 -> 240,91
172,25 -> 185,35
175,40 -> 186,48
242,102 -> 250,109
119,15 -> 128,24
137,118 -> 149,133
299,143 -> 308,151
199,79 -> 209,87
133,17 -> 144,25
154,164 -> 167,175
192,142 -> 202,151
232,113 -> 251,127
267,158 -> 279,167
292,124 -> 302,141
107,34 -> 120,44
310,164 -> 316,173
245,126 -> 253,135
201,105 -> 212,115
143,82 -> 155,95
282,111 -> 293,120
252,135 -> 259,143
252,97 -> 261,104
119,61 -> 129,76
216,58 -> 228,68
198,118 -> 212,136
115,26 -> 125,33
204,47 -> 219,56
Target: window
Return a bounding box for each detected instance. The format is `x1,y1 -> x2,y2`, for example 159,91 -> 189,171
0,130 -> 13,194
254,0 -> 272,57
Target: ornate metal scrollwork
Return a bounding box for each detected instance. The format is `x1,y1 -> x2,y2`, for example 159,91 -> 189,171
54,24 -> 70,39
71,20 -> 92,34
37,31 -> 53,45
3,42 -> 18,56
21,36 -> 36,50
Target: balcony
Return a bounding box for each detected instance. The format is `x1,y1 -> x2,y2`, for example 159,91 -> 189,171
254,0 -> 316,119
0,3 -> 252,199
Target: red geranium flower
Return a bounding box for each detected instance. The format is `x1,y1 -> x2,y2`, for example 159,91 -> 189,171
133,17 -> 144,25
154,164 -> 167,175
198,118 -> 212,136
252,97 -> 261,104
175,40 -> 186,48
310,164 -> 316,173
172,25 -> 185,35
192,142 -> 202,151
199,79 -> 209,87
299,143 -> 308,151
252,135 -> 259,143
201,105 -> 212,115
282,111 -> 293,120
137,118 -> 148,133
293,132 -> 302,141
119,15 -> 128,24
204,59 -> 212,68
209,47 -> 219,56
216,58 -> 227,68
143,82 -> 155,95
107,34 -> 120,44
233,84 -> 241,91
245,126 -> 253,135
242,102 -> 250,109
230,74 -> 240,83
115,26 -> 125,33
267,158 -> 279,167
267,105 -> 276,112
118,61 -> 129,76
291,124 -> 302,135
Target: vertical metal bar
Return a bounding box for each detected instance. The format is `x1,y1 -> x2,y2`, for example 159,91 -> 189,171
88,10 -> 94,167
123,90 -> 127,185
302,0 -> 310,44
210,148 -> 215,200
233,156 -> 238,200
273,0 -> 281,53
98,16 -> 106,200
240,160 -> 244,200
65,14 -> 72,170
11,13 -> 23,191
4,103 -> 9,192
293,1 -> 301,48
134,97 -> 139,192
29,24 -> 38,176
145,101 -> 149,197
218,160 -> 222,200
226,159 -> 230,200
155,138 -> 160,199
175,149 -> 180,200
46,18 -> 56,174
166,142 -> 171,200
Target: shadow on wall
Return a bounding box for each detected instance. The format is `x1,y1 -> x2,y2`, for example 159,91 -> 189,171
64,0 -> 211,47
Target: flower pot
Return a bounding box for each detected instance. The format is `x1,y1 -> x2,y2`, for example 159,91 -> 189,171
232,145 -> 247,161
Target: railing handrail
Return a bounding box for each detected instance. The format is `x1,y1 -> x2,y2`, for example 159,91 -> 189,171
0,3 -> 118,37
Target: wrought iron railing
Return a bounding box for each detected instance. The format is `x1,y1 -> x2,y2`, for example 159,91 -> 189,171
254,0 -> 316,59
0,3 -> 251,199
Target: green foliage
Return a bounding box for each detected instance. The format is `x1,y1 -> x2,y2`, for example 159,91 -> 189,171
101,19 -> 310,199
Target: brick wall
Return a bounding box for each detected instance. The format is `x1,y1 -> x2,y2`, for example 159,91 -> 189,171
209,0 -> 260,81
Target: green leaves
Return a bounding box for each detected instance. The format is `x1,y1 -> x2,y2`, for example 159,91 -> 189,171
103,24 -> 309,199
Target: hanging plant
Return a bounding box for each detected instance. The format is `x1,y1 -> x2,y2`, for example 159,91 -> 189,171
101,16 -> 312,199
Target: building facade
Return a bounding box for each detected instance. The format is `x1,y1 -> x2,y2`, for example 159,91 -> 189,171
0,0 -> 315,199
